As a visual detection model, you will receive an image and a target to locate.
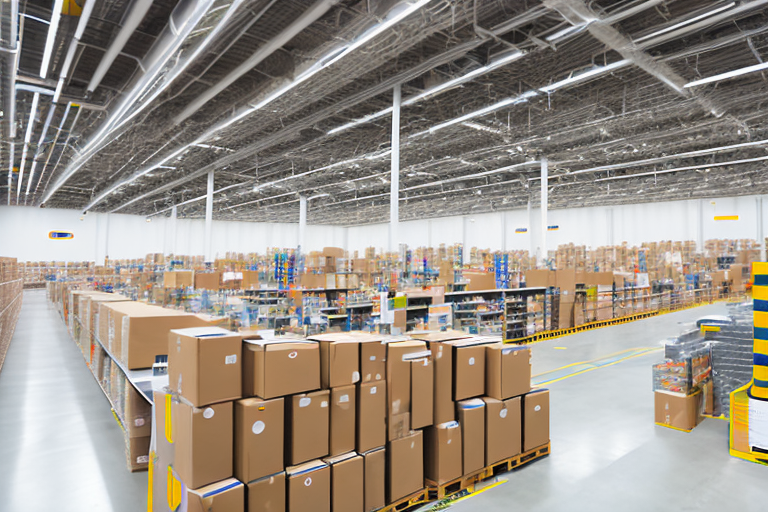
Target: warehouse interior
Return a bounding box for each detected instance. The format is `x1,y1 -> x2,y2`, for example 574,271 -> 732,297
1,1 -> 768,511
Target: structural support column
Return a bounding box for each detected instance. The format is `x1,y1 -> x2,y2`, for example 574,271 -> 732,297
501,211 -> 507,252
389,84 -> 401,253
104,213 -> 110,265
697,199 -> 704,254
205,171 -> 214,262
758,196 -> 765,262
540,156 -> 548,267
527,195 -> 533,259
170,205 -> 178,257
606,207 -> 614,246
299,195 -> 307,254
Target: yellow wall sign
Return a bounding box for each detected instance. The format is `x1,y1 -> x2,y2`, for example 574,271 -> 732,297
714,215 -> 739,221
49,231 -> 74,240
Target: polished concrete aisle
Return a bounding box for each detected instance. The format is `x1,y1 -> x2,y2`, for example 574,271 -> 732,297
448,302 -> 768,512
0,290 -> 147,512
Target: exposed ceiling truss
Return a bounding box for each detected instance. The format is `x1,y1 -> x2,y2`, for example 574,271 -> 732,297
2,0 -> 768,226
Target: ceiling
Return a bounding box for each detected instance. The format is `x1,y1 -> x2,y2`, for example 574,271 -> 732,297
2,0 -> 768,226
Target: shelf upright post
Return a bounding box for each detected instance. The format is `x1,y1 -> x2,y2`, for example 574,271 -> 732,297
540,156 -> 548,268
389,84 -> 401,253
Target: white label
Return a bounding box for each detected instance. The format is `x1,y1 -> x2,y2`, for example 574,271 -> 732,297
375,373 -> 382,380
447,439 -> 452,444
252,421 -> 266,435
749,398 -> 768,450
289,351 -> 298,359
500,409 -> 508,419
203,408 -> 215,419
534,405 -> 541,412
321,401 -> 328,408
369,356 -> 376,361
135,418 -> 145,427
469,357 -> 475,366
137,455 -> 149,464
352,371 -> 360,383
225,354 -> 237,364
299,398 -> 312,408
502,348 -> 514,355
304,477 -> 312,487
339,394 -> 349,404
370,386 -> 377,395
410,441 -> 415,449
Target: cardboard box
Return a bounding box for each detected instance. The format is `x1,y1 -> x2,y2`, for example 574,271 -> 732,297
452,341 -> 486,401
234,397 -> 284,483
525,269 -> 554,288
247,472 -> 285,512
485,344 -> 531,400
386,340 -> 428,416
357,381 -> 386,453
360,341 -> 386,382
483,396 -> 521,465
387,431 -> 424,503
186,478 -> 244,512
243,339 -> 320,399
286,460 -> 330,512
127,435 -> 151,471
151,392 -> 174,512
424,422 -> 462,484
169,327 -> 242,407
431,342 -> 454,425
388,413 -> 410,442
324,452 -> 364,512
456,399 -> 485,476
125,385 -> 152,438
195,271 -> 221,291
173,400 -> 233,489
556,269 -> 577,298
654,390 -> 702,431
558,299 -> 574,329
463,271 -> 496,291
108,301 -> 209,370
310,335 -> 360,388
323,247 -> 345,259
164,270 -> 194,288
287,390 -> 330,465
523,389 -> 550,451
362,448 -> 385,512
410,357 -> 434,430
330,385 -> 356,457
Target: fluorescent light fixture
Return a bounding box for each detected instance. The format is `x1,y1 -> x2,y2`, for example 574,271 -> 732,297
53,0 -> 96,104
40,0 -> 64,78
545,24 -> 585,42
308,193 -> 330,200
7,143 -> 14,205
17,93 -> 40,197
634,2 -> 735,43
539,60 -> 630,93
462,122 -> 504,135
26,104 -> 56,195
594,155 -> 768,182
685,61 -> 768,88
327,108 -> 393,135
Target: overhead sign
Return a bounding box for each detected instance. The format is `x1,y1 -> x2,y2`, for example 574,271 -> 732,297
714,215 -> 739,221
548,225 -> 559,231
49,231 -> 74,240
515,228 -> 528,233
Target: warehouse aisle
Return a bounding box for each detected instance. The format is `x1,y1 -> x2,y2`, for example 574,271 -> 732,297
0,290 -> 147,512
448,303 -> 768,512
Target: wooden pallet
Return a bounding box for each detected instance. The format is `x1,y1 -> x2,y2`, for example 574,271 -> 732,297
426,443 -> 551,501
379,488 -> 430,512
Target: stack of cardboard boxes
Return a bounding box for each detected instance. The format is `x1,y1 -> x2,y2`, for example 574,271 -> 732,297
154,328 -> 550,512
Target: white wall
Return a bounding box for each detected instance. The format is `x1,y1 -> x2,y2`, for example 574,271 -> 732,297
0,206 -> 346,262
1,194 -> 765,262
346,194 -> 768,254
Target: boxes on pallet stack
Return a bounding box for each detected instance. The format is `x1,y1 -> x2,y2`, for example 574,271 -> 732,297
155,328 -> 550,512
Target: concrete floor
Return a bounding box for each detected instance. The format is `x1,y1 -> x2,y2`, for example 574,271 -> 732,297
0,292 -> 765,511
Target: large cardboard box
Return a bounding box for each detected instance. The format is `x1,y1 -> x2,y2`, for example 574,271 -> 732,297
357,381 -> 386,453
195,271 -> 221,291
164,270 -> 194,288
243,339 -> 320,399
525,269 -> 554,288
451,341 -> 487,401
387,431 -> 424,503
388,413 -> 410,442
523,389 -> 550,451
555,269 -> 577,299
169,327 -> 242,407
108,301 -> 208,369
185,478 -> 244,512
287,390 -> 330,465
127,435 -> 151,471
324,452 -> 364,512
360,341 -> 386,383
654,390 -> 702,431
424,422 -> 462,485
125,385 -> 152,438
247,472 -> 285,512
286,460 -> 330,512
410,357 -> 434,430
173,400 -> 233,489
362,448 -> 385,512
330,385 -> 356,457
483,396 -> 521,465
558,299 -> 574,329
485,345 -> 531,400
310,335 -> 360,388
463,271 -> 496,291
386,340 -> 428,416
456,399 -> 485,476
234,397 -> 284,483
